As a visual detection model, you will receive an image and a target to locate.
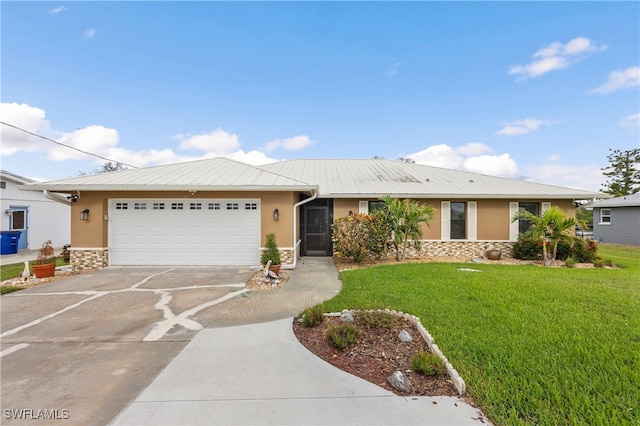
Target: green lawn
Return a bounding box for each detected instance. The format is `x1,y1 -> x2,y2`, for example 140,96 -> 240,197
320,244 -> 640,425
0,258 -> 67,283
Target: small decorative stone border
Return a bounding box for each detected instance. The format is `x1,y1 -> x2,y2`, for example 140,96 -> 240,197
325,309 -> 466,396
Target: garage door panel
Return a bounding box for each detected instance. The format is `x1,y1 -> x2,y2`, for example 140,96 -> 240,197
109,199 -> 260,266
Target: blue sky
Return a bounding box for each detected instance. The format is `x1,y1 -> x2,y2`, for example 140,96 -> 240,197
1,1 -> 638,192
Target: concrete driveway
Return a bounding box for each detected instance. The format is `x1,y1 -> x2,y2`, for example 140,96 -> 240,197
0,266 -> 258,425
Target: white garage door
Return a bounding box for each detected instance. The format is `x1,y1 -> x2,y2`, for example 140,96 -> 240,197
109,199 -> 260,266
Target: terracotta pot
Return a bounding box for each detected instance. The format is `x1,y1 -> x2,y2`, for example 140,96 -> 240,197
486,250 -> 502,260
267,264 -> 281,276
32,263 -> 56,278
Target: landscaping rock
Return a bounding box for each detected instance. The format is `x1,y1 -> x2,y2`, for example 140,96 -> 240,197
340,311 -> 354,323
398,329 -> 413,342
387,370 -> 411,393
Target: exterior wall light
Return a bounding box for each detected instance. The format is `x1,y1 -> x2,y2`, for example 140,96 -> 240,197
80,209 -> 90,221
273,208 -> 279,221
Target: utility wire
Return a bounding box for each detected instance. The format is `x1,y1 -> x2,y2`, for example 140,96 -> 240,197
1,121 -> 138,169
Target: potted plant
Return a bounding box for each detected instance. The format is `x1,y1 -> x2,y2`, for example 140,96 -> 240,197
261,233 -> 282,275
31,240 -> 57,278
486,248 -> 502,260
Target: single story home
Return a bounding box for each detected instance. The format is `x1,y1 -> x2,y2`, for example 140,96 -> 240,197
19,158 -> 606,270
1,170 -> 70,253
586,193 -> 640,246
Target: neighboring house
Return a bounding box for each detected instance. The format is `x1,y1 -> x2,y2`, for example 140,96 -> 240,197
586,193 -> 640,246
19,158 -> 605,270
1,170 -> 71,252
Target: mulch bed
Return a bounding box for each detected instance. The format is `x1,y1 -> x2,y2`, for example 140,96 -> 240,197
292,313 -> 459,397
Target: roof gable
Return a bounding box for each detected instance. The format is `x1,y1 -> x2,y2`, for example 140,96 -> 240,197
20,157 -> 315,192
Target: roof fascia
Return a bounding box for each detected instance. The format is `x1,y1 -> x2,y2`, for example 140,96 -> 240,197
17,184 -> 318,192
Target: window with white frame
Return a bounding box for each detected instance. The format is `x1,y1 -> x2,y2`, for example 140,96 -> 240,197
600,209 -> 611,224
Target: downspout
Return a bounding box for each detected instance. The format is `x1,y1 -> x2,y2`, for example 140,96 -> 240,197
288,189 -> 318,269
43,190 -> 71,205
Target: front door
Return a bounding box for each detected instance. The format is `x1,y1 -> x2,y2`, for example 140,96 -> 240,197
303,206 -> 330,256
9,206 -> 28,250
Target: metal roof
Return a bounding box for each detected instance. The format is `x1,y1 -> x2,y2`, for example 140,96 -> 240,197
1,170 -> 35,185
19,157 -> 316,192
261,159 -> 607,199
586,193 -> 640,208
19,157 -> 608,200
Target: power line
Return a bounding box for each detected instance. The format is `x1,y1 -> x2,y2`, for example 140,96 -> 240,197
1,121 -> 138,169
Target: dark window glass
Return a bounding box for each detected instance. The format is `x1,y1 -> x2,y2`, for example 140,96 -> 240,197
518,202 -> 539,234
451,202 -> 466,239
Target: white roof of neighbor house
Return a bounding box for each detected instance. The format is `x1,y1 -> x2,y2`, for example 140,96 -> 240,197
19,157 -> 315,192
19,157 -> 608,200
586,192 -> 640,208
1,170 -> 36,185
261,159 -> 606,199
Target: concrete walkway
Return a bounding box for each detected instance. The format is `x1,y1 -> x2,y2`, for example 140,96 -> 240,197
112,258 -> 486,425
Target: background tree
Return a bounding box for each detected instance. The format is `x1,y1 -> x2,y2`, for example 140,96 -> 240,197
601,148 -> 640,196
79,161 -> 128,176
575,205 -> 593,231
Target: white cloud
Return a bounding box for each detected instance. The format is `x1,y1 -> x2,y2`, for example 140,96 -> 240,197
264,135 -> 314,152
0,103 -> 53,155
509,36 -> 607,80
463,154 -> 518,177
408,143 -> 518,178
620,112 -> 640,128
0,102 -> 283,171
495,118 -> 552,136
49,6 -> 66,14
591,66 -> 640,95
174,129 -> 240,153
384,62 -> 401,77
84,29 -> 96,39
522,164 -> 604,192
546,154 -> 561,162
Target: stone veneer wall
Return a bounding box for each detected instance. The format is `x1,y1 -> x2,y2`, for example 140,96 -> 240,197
280,249 -> 295,267
393,240 -> 515,259
70,248 -> 109,272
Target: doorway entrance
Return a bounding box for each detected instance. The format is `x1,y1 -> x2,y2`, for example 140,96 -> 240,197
301,199 -> 333,256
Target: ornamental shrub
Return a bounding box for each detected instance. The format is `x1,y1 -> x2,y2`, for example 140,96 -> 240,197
513,234 -> 599,263
332,214 -> 388,264
325,324 -> 360,349
410,350 -> 445,376
512,235 -> 543,260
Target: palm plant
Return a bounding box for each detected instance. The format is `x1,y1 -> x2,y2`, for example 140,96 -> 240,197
379,196 -> 435,261
512,206 -> 579,266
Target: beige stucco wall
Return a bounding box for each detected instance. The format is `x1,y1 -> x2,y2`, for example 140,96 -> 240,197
331,198 -> 577,241
63,191 -> 300,249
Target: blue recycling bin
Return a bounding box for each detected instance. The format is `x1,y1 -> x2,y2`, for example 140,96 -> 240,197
0,231 -> 22,255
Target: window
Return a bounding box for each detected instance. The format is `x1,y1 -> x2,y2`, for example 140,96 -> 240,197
134,203 -> 147,210
0,181 -> 6,189
368,201 -> 385,214
208,203 -> 220,210
600,209 -> 611,224
518,202 -> 539,234
226,203 -> 239,210
190,203 -> 202,210
116,202 -> 128,210
153,203 -> 165,210
10,210 -> 25,230
171,203 -> 184,210
450,202 -> 466,239
245,203 -> 257,210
